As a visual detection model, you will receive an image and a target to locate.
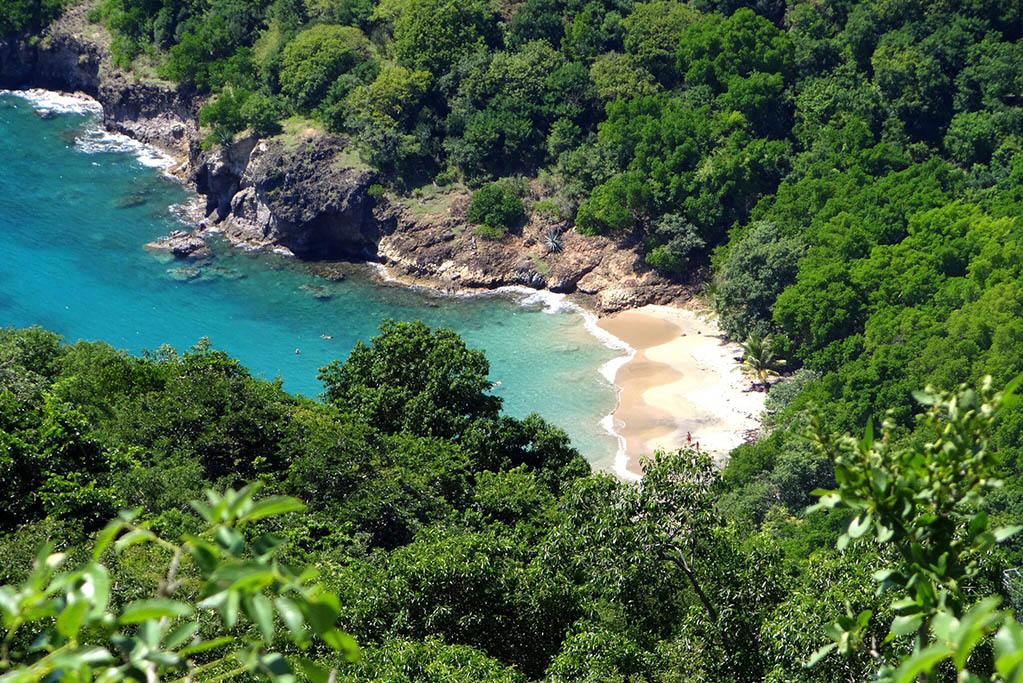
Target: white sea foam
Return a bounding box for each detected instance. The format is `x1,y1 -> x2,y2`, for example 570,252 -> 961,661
2,88 -> 179,171
366,262 -> 639,477
74,126 -> 178,170
1,88 -> 102,114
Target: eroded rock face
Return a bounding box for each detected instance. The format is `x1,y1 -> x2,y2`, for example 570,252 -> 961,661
194,134 -> 379,259
375,195 -> 692,313
0,5 -> 199,166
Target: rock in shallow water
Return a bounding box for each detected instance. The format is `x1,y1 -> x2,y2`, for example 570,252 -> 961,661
204,264 -> 245,280
166,266 -> 201,281
144,229 -> 212,261
299,283 -> 334,300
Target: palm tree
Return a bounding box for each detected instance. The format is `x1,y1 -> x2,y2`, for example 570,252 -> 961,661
740,333 -> 778,387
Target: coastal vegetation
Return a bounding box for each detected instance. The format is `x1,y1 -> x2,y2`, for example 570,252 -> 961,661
3,0 -> 1023,679
2,323 -> 1022,682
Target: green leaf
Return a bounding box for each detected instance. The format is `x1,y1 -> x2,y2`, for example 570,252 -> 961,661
848,513 -> 872,539
931,611 -> 958,643
892,644 -> 953,683
912,390 -> 936,406
968,511 -> 989,539
321,628 -> 359,662
223,590 -> 240,629
182,534 -> 219,575
994,618 -> 1023,680
301,597 -> 339,635
83,564 -> 111,618
189,500 -> 215,523
952,597 -> 1003,669
114,528 -> 156,552
119,598 -> 193,624
804,643 -> 837,669
860,418 -> 874,452
275,597 -> 307,642
56,601 -> 89,639
164,621 -> 199,650
888,614 -> 923,640
245,593 -> 274,643
178,635 -> 234,656
260,652 -> 293,681
214,526 -> 244,556
993,525 -> 1023,542
92,520 -> 124,560
294,657 -> 331,683
227,483 -> 262,520
253,534 -> 287,560
237,496 -> 306,524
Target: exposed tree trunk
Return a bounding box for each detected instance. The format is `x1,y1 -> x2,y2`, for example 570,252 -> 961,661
664,549 -> 718,622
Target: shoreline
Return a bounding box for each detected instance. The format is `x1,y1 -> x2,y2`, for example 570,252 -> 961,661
598,306 -> 766,478
5,86 -> 761,480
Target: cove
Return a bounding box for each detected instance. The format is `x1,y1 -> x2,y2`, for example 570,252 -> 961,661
0,90 -> 623,468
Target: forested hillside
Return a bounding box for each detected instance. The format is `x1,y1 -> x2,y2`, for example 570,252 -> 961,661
1,323 -> 1023,682
3,0 -> 1018,269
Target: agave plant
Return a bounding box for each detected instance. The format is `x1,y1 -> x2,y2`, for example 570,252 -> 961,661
543,229 -> 564,254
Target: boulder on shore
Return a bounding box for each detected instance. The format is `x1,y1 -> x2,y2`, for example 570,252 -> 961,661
144,230 -> 212,261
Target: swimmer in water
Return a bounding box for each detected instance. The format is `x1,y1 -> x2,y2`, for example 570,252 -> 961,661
295,349 -> 301,354
320,334 -> 333,340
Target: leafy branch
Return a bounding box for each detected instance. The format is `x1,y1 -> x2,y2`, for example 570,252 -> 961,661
0,483 -> 358,683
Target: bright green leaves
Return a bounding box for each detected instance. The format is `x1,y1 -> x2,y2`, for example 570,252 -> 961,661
118,598 -> 193,624
994,618 -> 1023,681
807,377 -> 1023,680
189,483 -> 306,528
0,486 -> 356,683
887,598 -> 1004,682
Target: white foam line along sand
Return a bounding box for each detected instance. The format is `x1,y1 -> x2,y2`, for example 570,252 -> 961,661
368,263 -> 643,477
598,305 -> 765,478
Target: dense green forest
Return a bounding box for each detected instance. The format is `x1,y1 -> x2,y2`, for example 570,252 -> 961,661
1,323 -> 1022,682
4,0 -> 1023,679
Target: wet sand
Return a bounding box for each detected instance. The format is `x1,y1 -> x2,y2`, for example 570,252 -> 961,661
598,306 -> 766,478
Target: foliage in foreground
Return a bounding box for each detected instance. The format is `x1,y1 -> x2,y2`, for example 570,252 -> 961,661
1,323 -> 1021,681
0,485 -> 357,683
808,378 -> 1023,681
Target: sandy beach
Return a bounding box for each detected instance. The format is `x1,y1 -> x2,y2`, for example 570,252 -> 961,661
598,305 -> 766,478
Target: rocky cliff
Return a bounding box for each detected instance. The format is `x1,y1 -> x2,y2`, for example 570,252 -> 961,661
194,133 -> 380,259
0,5 -> 198,165
2,7 -> 692,313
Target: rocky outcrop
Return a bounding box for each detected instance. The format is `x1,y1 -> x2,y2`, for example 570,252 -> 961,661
144,230 -> 212,260
3,6 -> 691,313
193,134 -> 379,258
375,193 -> 692,313
0,5 -> 199,166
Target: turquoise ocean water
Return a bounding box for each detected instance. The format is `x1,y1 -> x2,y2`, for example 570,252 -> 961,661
0,90 -> 624,468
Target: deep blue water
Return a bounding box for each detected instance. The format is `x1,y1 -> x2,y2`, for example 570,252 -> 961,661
0,90 -> 622,467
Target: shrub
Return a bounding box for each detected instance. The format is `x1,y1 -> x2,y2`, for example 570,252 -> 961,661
475,224 -> 508,240
280,24 -> 373,109
533,199 -> 561,221
643,214 -> 705,274
467,183 -> 524,236
198,89 -> 285,148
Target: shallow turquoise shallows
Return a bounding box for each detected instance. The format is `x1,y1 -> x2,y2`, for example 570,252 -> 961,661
0,91 -> 622,468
